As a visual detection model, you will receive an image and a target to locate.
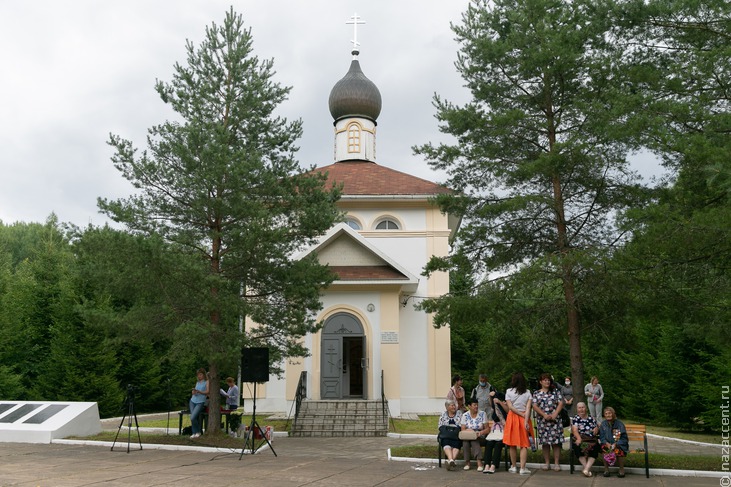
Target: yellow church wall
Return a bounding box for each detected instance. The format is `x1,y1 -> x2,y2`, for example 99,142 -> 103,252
243,199 -> 454,412
285,349 -> 305,402
378,288 -> 401,401
242,382 -> 266,399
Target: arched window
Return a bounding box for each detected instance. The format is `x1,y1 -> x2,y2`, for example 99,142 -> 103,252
375,219 -> 400,230
347,123 -> 361,153
345,218 -> 362,230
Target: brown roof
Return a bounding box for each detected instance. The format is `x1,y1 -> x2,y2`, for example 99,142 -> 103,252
312,160 -> 451,196
329,265 -> 409,280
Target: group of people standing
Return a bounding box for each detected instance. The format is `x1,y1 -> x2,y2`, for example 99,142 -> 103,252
439,372 -> 628,477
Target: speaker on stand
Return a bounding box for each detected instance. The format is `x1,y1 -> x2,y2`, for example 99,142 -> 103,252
239,347 -> 277,458
241,347 -> 270,383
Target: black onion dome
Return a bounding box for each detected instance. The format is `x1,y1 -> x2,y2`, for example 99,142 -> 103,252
328,58 -> 382,123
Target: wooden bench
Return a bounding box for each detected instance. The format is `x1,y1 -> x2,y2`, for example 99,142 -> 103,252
570,423 -> 649,478
437,421 -> 509,470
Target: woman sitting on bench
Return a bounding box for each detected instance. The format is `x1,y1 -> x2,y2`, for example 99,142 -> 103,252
438,399 -> 463,471
571,401 -> 600,477
599,407 -> 629,477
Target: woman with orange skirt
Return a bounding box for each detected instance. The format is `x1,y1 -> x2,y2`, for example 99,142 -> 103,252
503,372 -> 533,475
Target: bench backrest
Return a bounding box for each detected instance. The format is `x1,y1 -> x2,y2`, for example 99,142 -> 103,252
624,423 -> 646,442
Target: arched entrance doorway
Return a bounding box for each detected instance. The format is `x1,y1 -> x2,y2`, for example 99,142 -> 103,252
320,312 -> 367,399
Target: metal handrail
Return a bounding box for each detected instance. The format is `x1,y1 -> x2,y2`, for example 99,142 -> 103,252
381,370 -> 396,433
286,370 -> 307,432
381,370 -> 385,419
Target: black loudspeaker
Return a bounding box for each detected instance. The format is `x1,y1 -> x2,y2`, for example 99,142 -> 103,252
241,347 -> 269,383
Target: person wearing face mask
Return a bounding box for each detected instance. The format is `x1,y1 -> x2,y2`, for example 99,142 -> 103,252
560,376 -> 575,416
471,373 -> 495,419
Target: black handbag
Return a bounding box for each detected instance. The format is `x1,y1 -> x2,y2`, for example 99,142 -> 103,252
560,408 -> 571,428
438,424 -> 460,440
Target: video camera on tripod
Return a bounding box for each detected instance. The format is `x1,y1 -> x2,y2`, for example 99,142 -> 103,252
111,383 -> 142,453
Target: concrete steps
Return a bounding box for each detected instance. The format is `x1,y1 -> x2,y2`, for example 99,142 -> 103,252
290,400 -> 389,437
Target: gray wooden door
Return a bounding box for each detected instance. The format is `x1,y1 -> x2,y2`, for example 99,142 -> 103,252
321,337 -> 342,399
320,313 -> 365,399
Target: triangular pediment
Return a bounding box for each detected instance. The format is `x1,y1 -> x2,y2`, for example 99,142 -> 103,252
296,223 -> 418,289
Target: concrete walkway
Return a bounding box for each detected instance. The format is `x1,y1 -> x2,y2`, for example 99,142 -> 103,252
0,434 -> 724,487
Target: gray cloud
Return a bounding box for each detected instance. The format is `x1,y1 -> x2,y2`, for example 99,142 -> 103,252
0,0 -> 660,227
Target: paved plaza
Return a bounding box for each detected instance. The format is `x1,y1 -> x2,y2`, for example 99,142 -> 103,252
0,433 -> 723,487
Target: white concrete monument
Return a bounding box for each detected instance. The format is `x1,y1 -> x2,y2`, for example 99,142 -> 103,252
0,401 -> 101,443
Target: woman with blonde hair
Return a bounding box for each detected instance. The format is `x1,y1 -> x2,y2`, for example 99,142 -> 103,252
584,376 -> 604,421
189,368 -> 209,439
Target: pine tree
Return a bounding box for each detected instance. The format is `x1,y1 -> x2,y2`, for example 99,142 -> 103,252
99,9 -> 340,432
416,0 -> 649,399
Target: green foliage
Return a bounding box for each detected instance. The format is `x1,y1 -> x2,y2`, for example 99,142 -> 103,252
0,217 -> 75,392
0,365 -> 24,400
95,9 -> 341,430
38,316 -> 123,417
419,0 -> 729,432
416,0 -> 652,395
0,218 -> 197,415
607,0 -> 731,425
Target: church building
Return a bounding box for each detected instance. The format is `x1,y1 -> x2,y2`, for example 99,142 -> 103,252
251,20 -> 457,417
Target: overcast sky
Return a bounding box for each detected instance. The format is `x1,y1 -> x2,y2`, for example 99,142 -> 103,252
0,1 -> 661,228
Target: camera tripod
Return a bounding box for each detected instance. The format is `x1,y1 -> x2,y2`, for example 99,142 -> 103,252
238,382 -> 277,459
111,384 -> 143,453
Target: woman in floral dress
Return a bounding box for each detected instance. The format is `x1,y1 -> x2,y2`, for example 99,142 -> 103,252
460,397 -> 488,471
571,402 -> 600,477
532,373 -> 565,471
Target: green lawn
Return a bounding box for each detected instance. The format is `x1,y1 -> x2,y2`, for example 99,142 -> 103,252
388,415 -> 440,434
73,430 -> 254,449
645,425 -> 717,444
